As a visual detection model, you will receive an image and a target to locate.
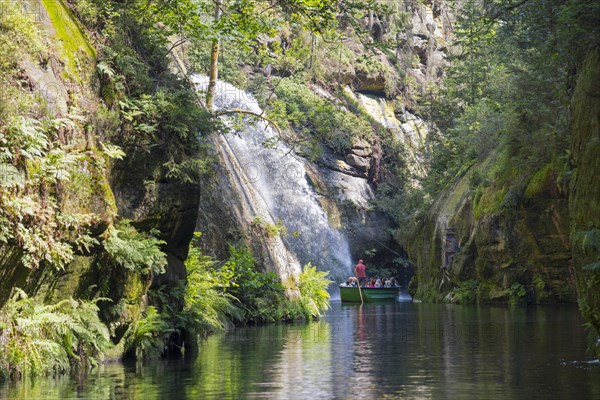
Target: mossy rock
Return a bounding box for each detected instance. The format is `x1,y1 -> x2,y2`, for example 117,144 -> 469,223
569,49 -> 600,335
41,0 -> 96,82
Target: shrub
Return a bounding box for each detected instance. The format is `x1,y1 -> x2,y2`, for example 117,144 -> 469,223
573,229 -> 600,274
0,289 -> 110,381
103,220 -> 167,275
183,237 -> 242,336
219,244 -> 288,322
122,306 -> 175,359
251,216 -> 288,238
506,282 -> 527,305
269,77 -> 372,154
298,263 -> 332,318
447,279 -> 480,304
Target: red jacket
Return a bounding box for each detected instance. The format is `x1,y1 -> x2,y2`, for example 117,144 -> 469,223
354,262 -> 366,278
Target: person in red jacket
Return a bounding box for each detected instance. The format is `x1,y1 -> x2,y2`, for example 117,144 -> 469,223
354,259 -> 367,287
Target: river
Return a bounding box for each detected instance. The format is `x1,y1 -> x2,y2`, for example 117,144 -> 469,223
2,302 -> 599,399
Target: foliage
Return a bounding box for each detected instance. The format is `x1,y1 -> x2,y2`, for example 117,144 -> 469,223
583,321 -> 600,359
505,283 -> 527,305
122,306 -> 175,359
268,77 -> 372,154
298,263 -> 332,318
532,273 -> 550,302
0,0 -> 43,123
78,0 -> 216,184
447,279 -> 481,304
161,233 -> 333,355
573,229 -> 600,274
374,182 -> 429,240
182,234 -> 243,336
219,244 -> 289,321
0,117 -> 100,270
0,289 -> 110,381
103,220 -> 167,276
251,216 -> 288,238
420,0 -> 596,206
100,142 -> 126,160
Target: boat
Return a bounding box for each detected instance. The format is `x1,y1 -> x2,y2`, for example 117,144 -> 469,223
339,285 -> 400,303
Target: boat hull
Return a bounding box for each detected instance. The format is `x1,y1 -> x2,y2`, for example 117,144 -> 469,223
339,286 -> 400,302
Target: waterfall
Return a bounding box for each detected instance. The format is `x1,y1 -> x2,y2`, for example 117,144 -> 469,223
192,76 -> 353,292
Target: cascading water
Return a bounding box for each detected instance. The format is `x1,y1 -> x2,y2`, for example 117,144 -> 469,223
192,76 -> 353,294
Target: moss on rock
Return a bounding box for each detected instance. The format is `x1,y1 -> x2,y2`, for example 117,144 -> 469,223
405,148 -> 575,304
569,48 -> 600,348
41,0 -> 96,81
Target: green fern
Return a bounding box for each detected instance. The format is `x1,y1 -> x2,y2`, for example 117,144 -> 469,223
573,229 -> 600,273
123,306 -> 174,359
0,163 -> 24,189
184,236 -> 242,336
103,220 -> 167,275
298,263 -> 332,318
100,142 -> 126,160
0,289 -> 111,380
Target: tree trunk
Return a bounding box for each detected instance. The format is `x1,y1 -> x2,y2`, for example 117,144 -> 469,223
206,0 -> 222,111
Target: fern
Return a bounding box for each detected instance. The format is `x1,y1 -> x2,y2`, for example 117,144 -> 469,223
0,289 -> 111,380
123,306 -> 174,359
104,220 -> 167,275
0,116 -> 99,271
574,229 -> 600,253
7,117 -> 48,160
184,237 -> 243,335
583,261 -> 600,272
298,263 -> 332,318
100,142 -> 126,160
0,163 -> 24,188
573,229 -> 600,273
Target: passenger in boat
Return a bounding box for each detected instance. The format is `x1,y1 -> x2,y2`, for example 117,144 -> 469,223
354,259 -> 367,287
367,278 -> 376,288
384,278 -> 392,288
375,278 -> 382,288
390,277 -> 398,287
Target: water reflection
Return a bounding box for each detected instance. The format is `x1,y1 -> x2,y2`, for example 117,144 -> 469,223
2,303 -> 599,399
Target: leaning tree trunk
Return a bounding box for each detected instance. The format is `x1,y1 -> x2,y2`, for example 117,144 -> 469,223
206,0 -> 222,111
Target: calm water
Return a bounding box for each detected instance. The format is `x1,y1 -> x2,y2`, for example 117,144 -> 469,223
3,302 -> 599,399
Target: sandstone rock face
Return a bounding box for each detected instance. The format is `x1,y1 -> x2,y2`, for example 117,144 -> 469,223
307,159 -> 395,262
396,0 -> 453,99
111,149 -> 201,288
569,49 -> 600,344
345,153 -> 370,171
405,159 -> 576,303
351,91 -> 430,181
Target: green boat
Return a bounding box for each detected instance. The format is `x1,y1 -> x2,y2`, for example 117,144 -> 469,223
339,285 -> 400,302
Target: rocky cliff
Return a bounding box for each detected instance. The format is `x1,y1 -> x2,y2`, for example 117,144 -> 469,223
569,48 -> 600,350
0,0 -> 201,342
405,156 -> 575,303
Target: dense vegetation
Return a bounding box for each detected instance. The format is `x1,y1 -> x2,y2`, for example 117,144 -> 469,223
123,233 -> 331,360
0,0 -> 336,379
1,0 -> 599,379
405,0 -> 599,353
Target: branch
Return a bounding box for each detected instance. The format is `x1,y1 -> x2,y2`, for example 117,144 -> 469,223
468,0 -> 533,39
214,108 -> 310,157
214,108 -> 285,139
162,38 -> 188,60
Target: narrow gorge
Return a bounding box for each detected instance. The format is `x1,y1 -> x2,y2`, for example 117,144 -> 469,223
0,0 -> 599,393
